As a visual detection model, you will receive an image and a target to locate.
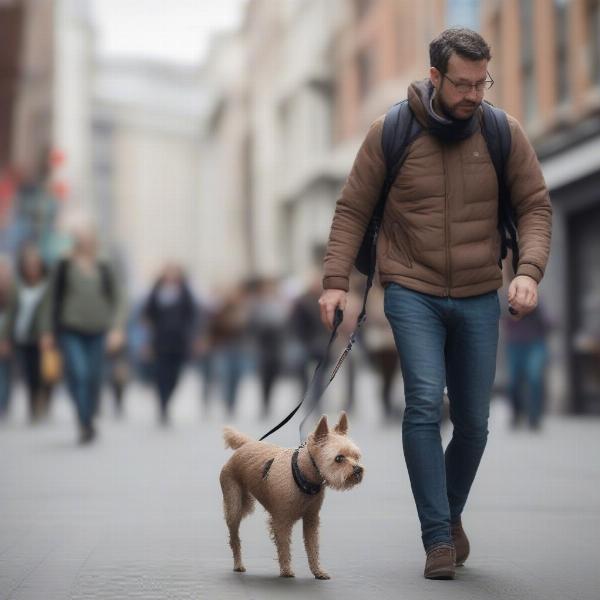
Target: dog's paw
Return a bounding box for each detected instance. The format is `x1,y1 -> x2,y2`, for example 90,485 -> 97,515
280,570 -> 295,578
314,571 -> 331,580
233,566 -> 246,573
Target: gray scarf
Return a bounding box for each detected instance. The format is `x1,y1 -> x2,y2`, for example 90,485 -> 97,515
426,80 -> 479,142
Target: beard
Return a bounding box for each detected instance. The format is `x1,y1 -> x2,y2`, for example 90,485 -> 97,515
437,90 -> 481,122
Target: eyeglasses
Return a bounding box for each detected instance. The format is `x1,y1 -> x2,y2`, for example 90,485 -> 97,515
442,72 -> 494,94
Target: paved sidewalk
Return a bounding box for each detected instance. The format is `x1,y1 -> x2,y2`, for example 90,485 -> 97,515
0,371 -> 599,599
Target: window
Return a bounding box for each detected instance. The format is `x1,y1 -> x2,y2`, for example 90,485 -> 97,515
555,0 -> 570,104
519,0 -> 537,123
588,0 -> 600,86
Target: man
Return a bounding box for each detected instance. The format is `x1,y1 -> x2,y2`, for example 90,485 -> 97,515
319,28 -> 552,580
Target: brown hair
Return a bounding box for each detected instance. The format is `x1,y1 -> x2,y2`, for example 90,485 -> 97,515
429,27 -> 491,74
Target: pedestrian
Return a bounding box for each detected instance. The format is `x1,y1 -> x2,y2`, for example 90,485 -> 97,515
39,222 -> 127,444
144,262 -> 197,425
503,301 -> 552,431
319,28 -> 552,579
209,285 -> 249,417
0,244 -> 53,422
247,277 -> 288,419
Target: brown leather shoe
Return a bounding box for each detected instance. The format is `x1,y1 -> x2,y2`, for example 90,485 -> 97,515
424,543 -> 456,580
451,519 -> 470,566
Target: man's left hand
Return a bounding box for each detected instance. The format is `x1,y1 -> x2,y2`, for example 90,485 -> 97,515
507,275 -> 538,320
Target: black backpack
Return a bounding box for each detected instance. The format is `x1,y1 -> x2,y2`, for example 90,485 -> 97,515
354,99 -> 518,278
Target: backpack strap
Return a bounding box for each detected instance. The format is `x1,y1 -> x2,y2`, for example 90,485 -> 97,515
374,100 -> 423,222
356,100 -> 422,331
481,101 -> 519,273
354,101 -> 422,277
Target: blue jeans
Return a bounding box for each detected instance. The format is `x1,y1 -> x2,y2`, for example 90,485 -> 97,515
60,332 -> 105,429
507,340 -> 547,428
384,283 -> 500,550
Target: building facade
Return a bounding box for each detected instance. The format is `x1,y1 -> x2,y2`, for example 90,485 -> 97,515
92,59 -> 206,298
197,30 -> 252,291
483,0 -> 600,414
0,0 -> 59,259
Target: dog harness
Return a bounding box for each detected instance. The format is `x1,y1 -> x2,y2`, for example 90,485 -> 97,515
291,447 -> 323,495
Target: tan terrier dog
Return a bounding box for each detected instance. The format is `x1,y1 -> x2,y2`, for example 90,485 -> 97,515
219,412 -> 364,579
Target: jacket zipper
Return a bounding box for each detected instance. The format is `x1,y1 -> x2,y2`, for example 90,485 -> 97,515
442,146 -> 451,296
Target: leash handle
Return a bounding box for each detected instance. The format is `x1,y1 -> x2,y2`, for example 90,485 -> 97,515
333,306 -> 344,330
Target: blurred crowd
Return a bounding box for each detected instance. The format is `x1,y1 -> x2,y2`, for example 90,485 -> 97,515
0,222 -> 551,445
0,223 -> 408,444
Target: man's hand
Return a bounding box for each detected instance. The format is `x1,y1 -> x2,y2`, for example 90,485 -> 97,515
507,275 -> 538,320
318,289 -> 347,330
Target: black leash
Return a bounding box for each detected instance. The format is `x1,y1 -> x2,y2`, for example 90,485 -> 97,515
258,307 -> 344,442
259,248 -> 377,443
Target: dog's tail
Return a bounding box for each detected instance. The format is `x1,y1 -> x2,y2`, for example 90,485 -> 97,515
223,427 -> 253,450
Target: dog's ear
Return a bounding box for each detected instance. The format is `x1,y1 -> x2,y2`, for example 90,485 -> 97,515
313,415 -> 329,440
334,411 -> 348,435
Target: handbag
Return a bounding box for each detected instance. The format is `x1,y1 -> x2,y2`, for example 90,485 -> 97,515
41,346 -> 63,384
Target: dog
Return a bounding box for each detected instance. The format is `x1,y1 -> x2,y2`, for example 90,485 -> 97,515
219,412 -> 364,579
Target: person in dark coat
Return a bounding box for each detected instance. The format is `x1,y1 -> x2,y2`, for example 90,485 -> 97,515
144,262 -> 197,425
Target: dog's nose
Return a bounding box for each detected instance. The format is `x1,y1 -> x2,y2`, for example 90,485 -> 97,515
353,465 -> 363,477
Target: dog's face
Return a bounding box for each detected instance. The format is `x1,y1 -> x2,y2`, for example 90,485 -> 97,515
307,412 -> 364,491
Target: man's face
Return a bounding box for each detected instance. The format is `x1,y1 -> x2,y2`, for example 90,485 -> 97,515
430,53 -> 489,121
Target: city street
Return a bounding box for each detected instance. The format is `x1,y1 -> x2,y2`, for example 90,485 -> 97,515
0,370 -> 599,600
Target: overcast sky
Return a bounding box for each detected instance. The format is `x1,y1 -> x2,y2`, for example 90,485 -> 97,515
91,0 -> 247,66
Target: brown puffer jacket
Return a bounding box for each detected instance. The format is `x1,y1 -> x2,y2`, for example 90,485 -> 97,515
323,80 -> 552,298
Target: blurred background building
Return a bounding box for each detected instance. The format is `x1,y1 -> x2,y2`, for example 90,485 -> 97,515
93,58 -> 206,296
1,0 -> 599,415
482,0 -> 600,415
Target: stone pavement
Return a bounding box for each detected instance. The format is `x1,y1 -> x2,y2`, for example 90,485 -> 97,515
0,370 -> 599,600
